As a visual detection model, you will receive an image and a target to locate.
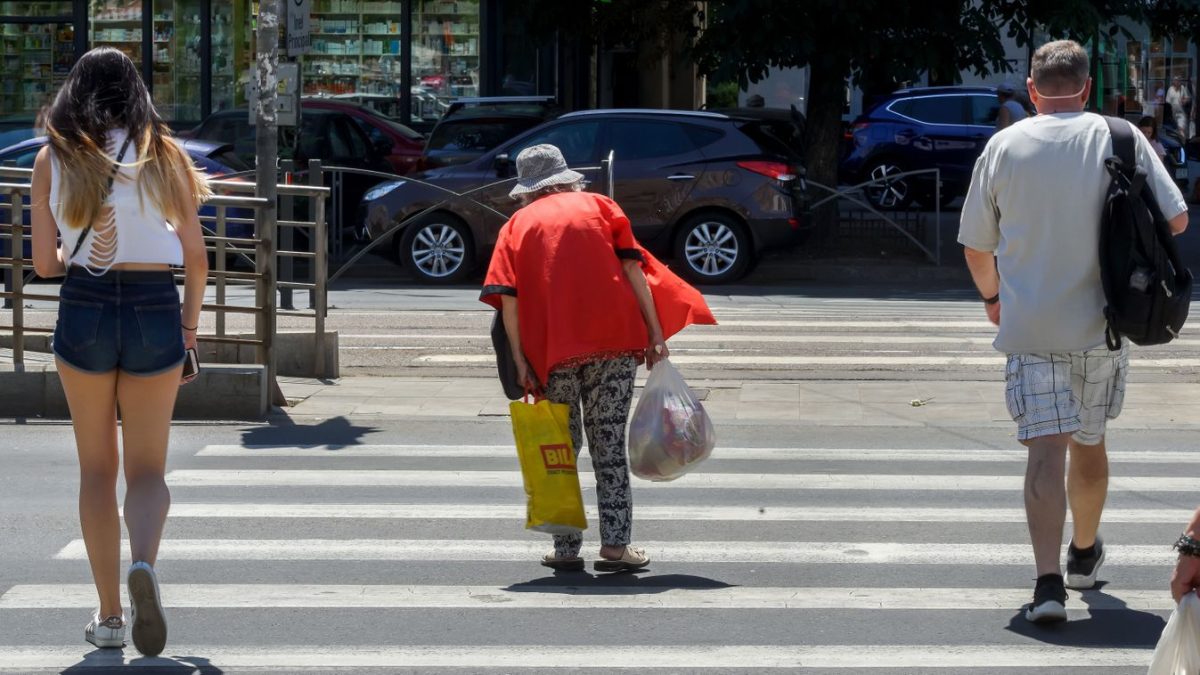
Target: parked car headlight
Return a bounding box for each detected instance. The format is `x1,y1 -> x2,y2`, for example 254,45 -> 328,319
363,181 -> 405,202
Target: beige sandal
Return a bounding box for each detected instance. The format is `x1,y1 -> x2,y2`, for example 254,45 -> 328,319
594,546 -> 650,572
541,554 -> 585,571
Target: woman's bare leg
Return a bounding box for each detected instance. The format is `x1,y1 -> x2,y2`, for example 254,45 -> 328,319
57,359 -> 122,618
117,366 -> 181,565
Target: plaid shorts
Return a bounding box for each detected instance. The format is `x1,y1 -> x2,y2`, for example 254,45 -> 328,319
1004,346 -> 1129,445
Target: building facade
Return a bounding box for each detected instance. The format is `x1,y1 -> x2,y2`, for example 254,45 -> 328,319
0,0 -> 564,131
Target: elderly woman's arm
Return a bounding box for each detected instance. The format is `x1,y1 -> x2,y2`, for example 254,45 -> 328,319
622,259 -> 669,368
1171,507 -> 1200,603
500,295 -> 538,390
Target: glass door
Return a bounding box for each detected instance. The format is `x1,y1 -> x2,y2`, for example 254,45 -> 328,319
0,2 -> 77,134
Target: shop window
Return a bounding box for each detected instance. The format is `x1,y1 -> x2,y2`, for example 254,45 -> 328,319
0,2 -> 75,125
413,0 -> 480,104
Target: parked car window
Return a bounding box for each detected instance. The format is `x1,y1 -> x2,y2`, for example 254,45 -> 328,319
905,96 -> 967,125
737,121 -> 802,157
206,148 -> 252,173
3,146 -> 40,168
508,121 -> 601,166
969,96 -> 1000,126
608,121 -> 695,160
427,118 -> 542,154
330,116 -> 370,160
683,125 -> 726,150
297,115 -> 328,160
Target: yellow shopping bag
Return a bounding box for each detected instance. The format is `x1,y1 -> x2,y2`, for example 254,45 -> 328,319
509,397 -> 587,534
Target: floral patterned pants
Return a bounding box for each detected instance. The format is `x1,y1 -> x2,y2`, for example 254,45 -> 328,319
543,355 -> 637,558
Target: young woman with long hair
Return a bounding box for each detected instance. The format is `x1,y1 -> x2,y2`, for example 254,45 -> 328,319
30,47 -> 210,656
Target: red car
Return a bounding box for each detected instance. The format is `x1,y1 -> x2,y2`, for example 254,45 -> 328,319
302,98 -> 425,176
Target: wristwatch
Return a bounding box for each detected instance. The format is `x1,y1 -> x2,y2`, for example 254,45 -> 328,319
982,293 -> 1000,306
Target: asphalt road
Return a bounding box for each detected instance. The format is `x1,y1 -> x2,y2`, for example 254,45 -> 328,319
3,285 -> 1198,672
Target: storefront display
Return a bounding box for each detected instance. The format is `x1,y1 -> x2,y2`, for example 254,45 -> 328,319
303,0 -> 479,104
0,0 -> 535,132
0,2 -> 75,123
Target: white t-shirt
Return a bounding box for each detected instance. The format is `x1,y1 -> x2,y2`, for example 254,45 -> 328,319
958,113 -> 1188,354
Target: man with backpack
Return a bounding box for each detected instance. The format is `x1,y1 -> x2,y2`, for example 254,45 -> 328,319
958,40 -> 1189,624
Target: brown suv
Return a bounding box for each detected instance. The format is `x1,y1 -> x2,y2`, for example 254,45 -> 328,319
362,109 -> 808,284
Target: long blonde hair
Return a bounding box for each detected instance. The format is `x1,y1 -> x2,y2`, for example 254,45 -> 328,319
44,47 -> 210,229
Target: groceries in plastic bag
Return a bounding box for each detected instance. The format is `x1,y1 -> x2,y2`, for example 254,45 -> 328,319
1148,592 -> 1200,675
509,396 -> 587,534
628,359 -> 715,481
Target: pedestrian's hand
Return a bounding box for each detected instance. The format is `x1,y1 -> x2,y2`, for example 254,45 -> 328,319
986,301 -> 1001,326
1170,553 -> 1200,603
515,354 -> 539,393
181,327 -> 199,385
646,333 -> 669,370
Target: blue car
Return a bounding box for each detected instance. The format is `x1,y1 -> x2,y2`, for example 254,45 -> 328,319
840,86 -> 1002,209
0,136 -> 254,242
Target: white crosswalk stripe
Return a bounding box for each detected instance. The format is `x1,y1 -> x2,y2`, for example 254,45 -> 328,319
5,436 -> 1187,671
0,645 -> 1159,669
0,584 -> 1182,610
352,299 -> 1200,375
161,468 -> 1200,491
49,539 -> 1186,565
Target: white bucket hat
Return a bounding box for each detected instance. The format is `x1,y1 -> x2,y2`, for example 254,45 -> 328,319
508,144 -> 584,198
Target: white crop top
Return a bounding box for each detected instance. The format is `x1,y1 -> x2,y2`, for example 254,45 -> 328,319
50,129 -> 183,272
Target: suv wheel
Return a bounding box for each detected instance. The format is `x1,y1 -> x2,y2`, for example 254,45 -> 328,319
674,213 -> 751,284
400,214 -> 475,284
863,161 -> 915,210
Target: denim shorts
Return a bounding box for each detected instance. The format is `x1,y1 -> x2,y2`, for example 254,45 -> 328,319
52,268 -> 186,376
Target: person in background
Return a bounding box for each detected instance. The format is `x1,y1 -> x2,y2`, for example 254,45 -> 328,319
1171,507 -> 1200,602
1166,76 -> 1192,137
995,83 -> 1030,130
31,47 -> 209,656
1138,115 -> 1168,162
481,144 -> 714,574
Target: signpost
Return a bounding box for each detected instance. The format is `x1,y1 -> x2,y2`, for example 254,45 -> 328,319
286,0 -> 311,56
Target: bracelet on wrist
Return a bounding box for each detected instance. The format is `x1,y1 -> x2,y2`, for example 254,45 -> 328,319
1173,533 -> 1200,557
982,293 -> 1000,305
182,324 -> 198,331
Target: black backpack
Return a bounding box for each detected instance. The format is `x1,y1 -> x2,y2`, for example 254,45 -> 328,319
1099,116 -> 1192,349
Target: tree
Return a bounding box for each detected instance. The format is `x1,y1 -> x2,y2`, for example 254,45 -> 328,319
688,1 -> 1194,208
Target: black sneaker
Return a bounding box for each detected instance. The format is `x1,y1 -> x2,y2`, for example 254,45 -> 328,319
1066,537 -> 1105,590
1025,574 -> 1068,623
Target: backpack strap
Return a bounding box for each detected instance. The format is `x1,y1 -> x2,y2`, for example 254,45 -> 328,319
1104,116 -> 1137,173
69,134 -> 135,264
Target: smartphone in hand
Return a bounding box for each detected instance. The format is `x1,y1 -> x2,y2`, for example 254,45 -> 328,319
182,347 -> 199,380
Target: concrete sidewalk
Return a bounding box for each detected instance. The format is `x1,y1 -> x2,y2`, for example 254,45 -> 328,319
278,375 -> 1200,431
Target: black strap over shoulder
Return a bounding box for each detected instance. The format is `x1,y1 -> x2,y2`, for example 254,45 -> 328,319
1103,115 -> 1136,171
69,134 -> 135,263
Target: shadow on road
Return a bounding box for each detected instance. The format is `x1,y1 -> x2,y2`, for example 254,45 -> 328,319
1004,582 -> 1167,648
505,572 -> 735,595
238,416 -> 380,450
61,650 -> 225,673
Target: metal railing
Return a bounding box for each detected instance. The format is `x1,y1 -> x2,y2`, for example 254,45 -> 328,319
0,164 -> 330,398
807,168 -> 944,265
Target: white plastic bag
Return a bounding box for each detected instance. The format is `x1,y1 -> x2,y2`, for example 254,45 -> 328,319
1148,592 -> 1200,675
627,359 -> 715,482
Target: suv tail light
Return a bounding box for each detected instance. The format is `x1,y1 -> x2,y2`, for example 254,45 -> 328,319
737,160 -> 795,182
845,121 -> 870,141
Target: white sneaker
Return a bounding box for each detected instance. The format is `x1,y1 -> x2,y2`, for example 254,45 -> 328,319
84,612 -> 125,649
127,562 -> 167,657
